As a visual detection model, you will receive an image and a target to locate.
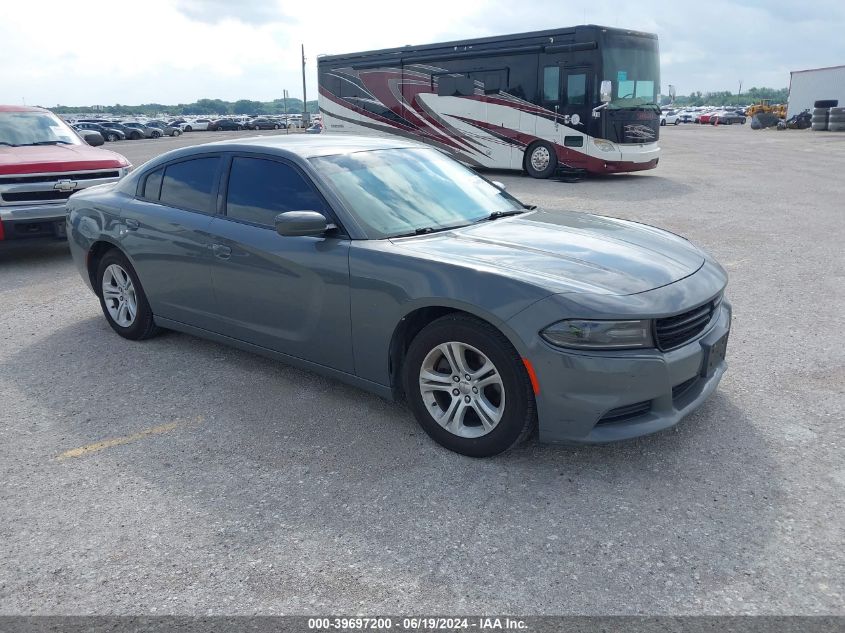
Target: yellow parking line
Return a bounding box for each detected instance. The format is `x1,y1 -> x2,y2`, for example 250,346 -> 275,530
56,417 -> 202,461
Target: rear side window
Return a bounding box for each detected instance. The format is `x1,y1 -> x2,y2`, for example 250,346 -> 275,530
143,168 -> 163,200
159,157 -> 219,213
543,66 -> 559,101
226,157 -> 326,227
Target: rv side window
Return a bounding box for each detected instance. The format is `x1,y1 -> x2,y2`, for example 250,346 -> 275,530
543,66 -> 559,101
437,75 -> 475,97
565,73 -> 587,106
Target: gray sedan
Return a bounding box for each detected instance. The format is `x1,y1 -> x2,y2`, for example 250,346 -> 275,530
66,136 -> 730,457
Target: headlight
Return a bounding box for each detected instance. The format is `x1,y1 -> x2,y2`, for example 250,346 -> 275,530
541,319 -> 653,350
593,139 -> 616,152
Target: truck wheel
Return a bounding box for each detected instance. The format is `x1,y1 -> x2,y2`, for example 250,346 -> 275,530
524,141 -> 557,179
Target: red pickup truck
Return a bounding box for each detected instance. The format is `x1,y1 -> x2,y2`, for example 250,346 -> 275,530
0,105 -> 131,243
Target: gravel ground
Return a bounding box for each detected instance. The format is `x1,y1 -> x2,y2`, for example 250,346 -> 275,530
0,125 -> 843,615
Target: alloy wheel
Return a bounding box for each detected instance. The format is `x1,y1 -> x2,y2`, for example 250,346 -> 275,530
101,264 -> 137,327
418,341 -> 505,438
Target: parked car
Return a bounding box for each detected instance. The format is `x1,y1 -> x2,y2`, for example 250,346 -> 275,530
660,109 -> 680,126
122,122 -> 162,138
147,121 -> 181,137
710,111 -> 747,125
697,112 -> 715,124
73,122 -> 126,142
0,105 -> 130,243
677,110 -> 697,123
180,119 -> 211,132
305,122 -> 323,134
208,119 -> 244,131
246,117 -> 282,130
65,135 -> 730,457
96,122 -> 144,140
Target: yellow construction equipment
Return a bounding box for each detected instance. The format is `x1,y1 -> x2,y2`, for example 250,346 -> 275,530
746,99 -> 786,118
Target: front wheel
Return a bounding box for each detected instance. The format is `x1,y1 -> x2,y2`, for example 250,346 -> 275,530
96,250 -> 159,341
107,133 -> 118,141
403,314 -> 536,457
524,141 -> 557,179
173,129 -> 181,136
184,126 -> 192,132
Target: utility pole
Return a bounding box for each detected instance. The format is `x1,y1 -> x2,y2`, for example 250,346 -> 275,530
283,89 -> 289,134
738,80 -> 742,97
301,44 -> 310,126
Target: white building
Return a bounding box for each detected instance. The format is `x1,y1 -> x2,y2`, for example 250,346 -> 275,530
788,65 -> 845,116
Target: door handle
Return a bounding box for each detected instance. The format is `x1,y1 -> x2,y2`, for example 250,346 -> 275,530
211,243 -> 232,260
124,218 -> 140,230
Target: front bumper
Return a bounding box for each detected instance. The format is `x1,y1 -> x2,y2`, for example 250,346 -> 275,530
516,298 -> 732,444
0,203 -> 68,241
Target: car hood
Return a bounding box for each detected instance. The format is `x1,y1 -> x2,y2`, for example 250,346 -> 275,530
0,143 -> 129,175
390,210 -> 705,296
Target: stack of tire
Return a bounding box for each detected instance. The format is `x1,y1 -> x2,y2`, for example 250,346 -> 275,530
812,100 -> 839,131
829,106 -> 845,132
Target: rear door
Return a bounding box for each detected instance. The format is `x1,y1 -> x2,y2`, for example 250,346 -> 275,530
120,154 -> 222,330
206,154 -> 354,373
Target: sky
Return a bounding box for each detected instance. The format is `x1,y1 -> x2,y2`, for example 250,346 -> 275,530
1,0 -> 843,107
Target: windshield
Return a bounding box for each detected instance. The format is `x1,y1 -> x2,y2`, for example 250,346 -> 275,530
602,41 -> 660,109
0,111 -> 82,146
311,148 -> 525,239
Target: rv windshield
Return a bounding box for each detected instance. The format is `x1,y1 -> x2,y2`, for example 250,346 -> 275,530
602,42 -> 660,110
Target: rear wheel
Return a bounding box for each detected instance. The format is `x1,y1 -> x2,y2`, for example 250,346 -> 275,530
403,314 -> 535,457
106,133 -> 118,141
173,129 -> 181,136
524,141 -> 557,179
96,250 -> 159,341
184,125 -> 192,132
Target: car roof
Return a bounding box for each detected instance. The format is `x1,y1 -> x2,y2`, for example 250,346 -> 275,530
0,104 -> 53,113
187,134 -> 426,159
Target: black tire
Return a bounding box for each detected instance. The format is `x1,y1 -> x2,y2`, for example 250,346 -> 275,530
403,314 -> 536,457
151,130 -> 162,138
660,119 -> 666,126
828,122 -> 845,132
827,115 -> 845,123
813,99 -> 839,109
830,107 -> 845,115
674,119 -> 680,125
130,131 -> 142,140
107,133 -> 118,142
524,141 -> 557,179
811,122 -> 828,131
173,129 -> 181,136
96,250 -> 159,341
184,125 -> 192,132
237,125 -> 243,130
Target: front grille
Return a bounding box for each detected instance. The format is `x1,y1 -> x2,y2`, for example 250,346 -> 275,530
654,301 -> 716,350
0,171 -> 119,185
597,400 -> 652,425
1,190 -> 74,202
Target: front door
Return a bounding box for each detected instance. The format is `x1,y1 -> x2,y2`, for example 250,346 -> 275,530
207,155 -> 354,373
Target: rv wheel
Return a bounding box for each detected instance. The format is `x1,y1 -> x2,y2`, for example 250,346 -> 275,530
525,141 -> 557,179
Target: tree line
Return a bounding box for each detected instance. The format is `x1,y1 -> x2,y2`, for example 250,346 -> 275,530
50,98 -> 320,116
672,86 -> 789,107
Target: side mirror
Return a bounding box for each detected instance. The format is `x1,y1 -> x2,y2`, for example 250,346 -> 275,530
491,180 -> 506,191
600,80 -> 612,103
82,131 -> 104,146
275,211 -> 329,237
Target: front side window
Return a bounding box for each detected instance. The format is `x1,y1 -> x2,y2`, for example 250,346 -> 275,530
226,157 -> 326,227
565,73 -> 587,106
159,157 -> 219,213
311,148 -> 525,239
542,66 -> 559,101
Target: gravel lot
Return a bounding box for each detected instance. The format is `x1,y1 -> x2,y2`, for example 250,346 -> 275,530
1,125 -> 843,615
